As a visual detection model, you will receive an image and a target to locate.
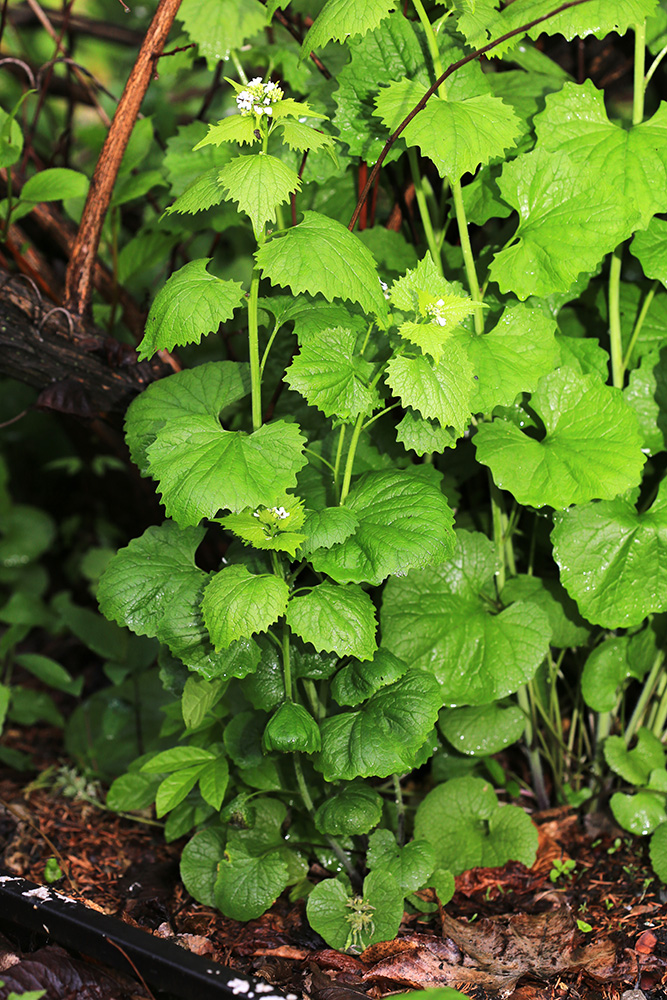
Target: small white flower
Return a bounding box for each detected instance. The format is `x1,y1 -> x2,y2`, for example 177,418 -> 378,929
264,106 -> 273,116
379,278 -> 390,300
249,76 -> 262,86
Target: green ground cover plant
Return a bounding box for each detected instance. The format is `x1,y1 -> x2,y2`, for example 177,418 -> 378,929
5,0 -> 667,955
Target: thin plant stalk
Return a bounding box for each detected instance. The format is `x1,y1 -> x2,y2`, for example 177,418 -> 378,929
407,146 -> 442,271
625,650 -> 665,741
339,412 -> 365,504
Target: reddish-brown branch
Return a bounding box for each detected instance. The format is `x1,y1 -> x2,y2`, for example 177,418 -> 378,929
348,0 -> 596,231
64,0 -> 182,319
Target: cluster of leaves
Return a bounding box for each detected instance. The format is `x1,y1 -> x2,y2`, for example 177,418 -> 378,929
7,0 -> 667,955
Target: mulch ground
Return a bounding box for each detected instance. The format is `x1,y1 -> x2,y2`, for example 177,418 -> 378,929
1,722 -> 666,1000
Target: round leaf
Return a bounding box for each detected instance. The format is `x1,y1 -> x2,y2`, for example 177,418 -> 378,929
552,480 -> 667,627
202,565 -> 289,648
286,581 -> 377,662
314,782 -> 383,836
475,367 -> 645,509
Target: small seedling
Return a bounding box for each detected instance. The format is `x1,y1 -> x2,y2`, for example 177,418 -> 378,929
549,857 -> 577,882
576,919 -> 593,933
43,858 -> 63,883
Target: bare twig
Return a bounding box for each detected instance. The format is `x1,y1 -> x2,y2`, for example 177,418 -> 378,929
348,0 -> 597,231
64,0 -> 183,319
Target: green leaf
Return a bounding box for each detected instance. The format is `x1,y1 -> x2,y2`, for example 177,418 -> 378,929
177,0 -> 267,66
198,757 -> 230,809
511,0 -> 657,45
148,417 -> 307,525
215,847 -> 290,920
625,348 -> 667,455
0,101 -> 23,170
374,79 -> 519,184
311,469 -> 455,585
317,669 -> 442,781
125,361 -> 251,475
395,410 -> 458,456
581,630 -> 657,712
202,565 -> 290,648
604,728 -> 665,786
314,781 -> 383,836
299,507 -> 359,557
385,349 -> 474,437
414,776 -> 538,875
610,791 -> 667,837
463,302 -> 558,413
501,574 -> 590,649
263,702 -> 321,753
474,367 -> 645,509
255,212 -> 388,322
220,496 -> 306,558
439,702 -> 525,756
159,575 -> 261,680
14,653 -> 82,696
107,773 -> 161,812
244,644 -> 285,712
138,260 -> 245,360
195,115 -> 260,149
306,870 -> 404,952
97,521 -> 206,640
301,0 -> 397,55
181,676 -> 227,729
551,480 -> 667,628
155,764 -> 206,817
285,327 -> 378,420
163,121 -> 235,196
632,215 -> 667,287
367,830 -> 436,894
490,148 -> 639,300
535,80 -> 667,229
382,531 -> 550,705
331,648 -> 408,707
650,822 -> 667,880
218,153 -> 300,237
20,168 -> 88,203
0,505 -> 54,567
286,581 -> 377,661
277,120 -> 338,161
333,13 -> 428,167
180,828 -> 226,906
164,169 -> 227,216
142,746 -> 216,773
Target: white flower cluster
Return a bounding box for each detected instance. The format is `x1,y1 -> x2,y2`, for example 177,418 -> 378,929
425,297 -> 448,327
379,279 -> 390,301
236,78 -> 284,118
269,506 -> 290,520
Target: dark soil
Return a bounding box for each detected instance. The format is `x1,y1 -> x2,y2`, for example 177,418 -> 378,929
1,722 -> 667,1000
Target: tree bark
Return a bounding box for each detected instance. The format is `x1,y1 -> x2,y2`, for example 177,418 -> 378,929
0,268 -> 173,418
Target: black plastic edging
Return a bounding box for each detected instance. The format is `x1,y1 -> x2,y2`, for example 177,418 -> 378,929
0,872 -> 298,1000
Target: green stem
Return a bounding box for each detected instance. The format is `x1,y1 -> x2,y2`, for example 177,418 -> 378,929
229,50 -> 248,84
333,424 -> 347,494
407,147 -> 442,271
362,401 -> 401,432
248,263 -> 263,431
645,40 -> 667,88
633,21 -> 646,126
517,684 -> 548,810
393,774 -> 406,847
339,412 -> 365,505
293,755 -> 358,883
281,621 -> 293,702
452,181 -> 483,333
608,250 -> 624,389
411,0 -> 483,327
259,320 -> 280,377
650,672 -> 667,738
625,650 -> 665,742
622,281 -> 657,372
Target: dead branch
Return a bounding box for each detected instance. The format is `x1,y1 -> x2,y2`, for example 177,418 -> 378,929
64,0 -> 183,319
